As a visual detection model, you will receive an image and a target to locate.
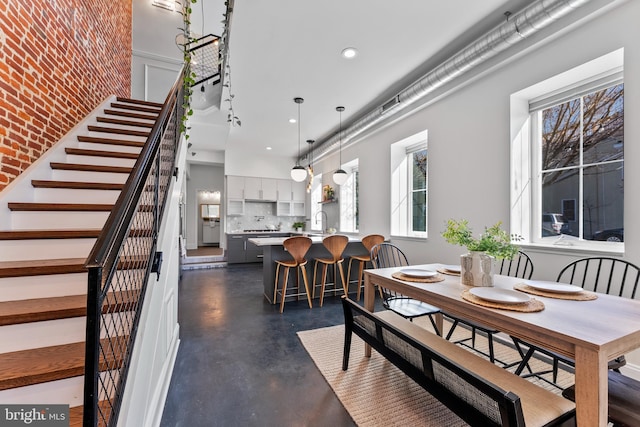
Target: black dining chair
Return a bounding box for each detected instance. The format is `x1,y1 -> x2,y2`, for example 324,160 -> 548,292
512,257 -> 640,387
446,251 -> 534,365
370,243 -> 442,336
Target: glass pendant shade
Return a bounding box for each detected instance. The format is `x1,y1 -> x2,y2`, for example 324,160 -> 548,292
291,165 -> 307,182
333,169 -> 348,185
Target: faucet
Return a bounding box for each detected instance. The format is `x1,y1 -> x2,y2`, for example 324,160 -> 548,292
315,211 -> 328,229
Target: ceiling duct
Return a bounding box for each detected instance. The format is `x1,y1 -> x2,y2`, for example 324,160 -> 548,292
308,0 -> 593,161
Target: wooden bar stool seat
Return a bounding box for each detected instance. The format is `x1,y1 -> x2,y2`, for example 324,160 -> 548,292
312,235 -> 349,307
346,234 -> 384,301
274,236 -> 313,313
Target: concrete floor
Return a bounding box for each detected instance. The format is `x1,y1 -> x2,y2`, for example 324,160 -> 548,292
160,263 -> 369,427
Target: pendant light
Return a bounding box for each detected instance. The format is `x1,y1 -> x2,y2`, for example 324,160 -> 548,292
290,97 -> 307,182
333,106 -> 348,186
306,139 -> 315,193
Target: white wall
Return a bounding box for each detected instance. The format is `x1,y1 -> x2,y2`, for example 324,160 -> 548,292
311,0 -> 640,376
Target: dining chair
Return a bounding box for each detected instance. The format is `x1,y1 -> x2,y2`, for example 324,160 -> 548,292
446,251 -> 534,365
273,236 -> 313,313
345,234 -> 385,301
312,234 -> 349,307
370,242 -> 442,336
513,257 -> 640,386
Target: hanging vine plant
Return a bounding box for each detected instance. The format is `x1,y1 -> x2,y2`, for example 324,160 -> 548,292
179,0 -> 198,140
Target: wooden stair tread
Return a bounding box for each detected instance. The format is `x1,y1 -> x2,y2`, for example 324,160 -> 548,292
69,401 -> 112,427
50,162 -> 132,173
103,109 -> 158,121
8,202 -> 114,212
65,147 -> 139,160
116,97 -> 163,108
0,337 -> 126,390
31,180 -> 124,190
77,135 -> 145,148
109,102 -> 161,114
87,125 -> 150,138
96,117 -> 155,128
0,258 -> 86,278
0,291 -> 140,326
0,229 -> 101,240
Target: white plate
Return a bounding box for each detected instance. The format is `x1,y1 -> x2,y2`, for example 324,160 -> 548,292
400,268 -> 438,278
469,287 -> 531,304
523,280 -> 583,294
442,264 -> 461,273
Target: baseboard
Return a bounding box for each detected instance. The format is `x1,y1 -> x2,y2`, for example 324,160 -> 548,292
620,361 -> 640,381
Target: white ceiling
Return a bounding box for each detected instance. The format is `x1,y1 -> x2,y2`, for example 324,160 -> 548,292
140,0 -> 531,162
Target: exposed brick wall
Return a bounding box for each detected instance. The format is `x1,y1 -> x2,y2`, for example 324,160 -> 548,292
0,0 -> 132,191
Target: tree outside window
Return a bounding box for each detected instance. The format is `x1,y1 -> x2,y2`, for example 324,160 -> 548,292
539,83 -> 623,241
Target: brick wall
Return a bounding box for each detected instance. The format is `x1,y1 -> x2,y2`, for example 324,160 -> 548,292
0,0 -> 132,191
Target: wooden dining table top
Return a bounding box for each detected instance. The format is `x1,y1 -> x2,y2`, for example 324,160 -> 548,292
362,263 -> 640,427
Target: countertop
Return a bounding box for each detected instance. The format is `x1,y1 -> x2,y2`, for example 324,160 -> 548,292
248,235 -> 362,246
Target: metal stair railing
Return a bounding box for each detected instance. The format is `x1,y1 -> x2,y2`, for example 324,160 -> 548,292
82,66 -> 185,427
188,34 -> 222,87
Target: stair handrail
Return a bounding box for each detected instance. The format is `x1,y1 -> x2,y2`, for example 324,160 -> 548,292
83,66 -> 186,427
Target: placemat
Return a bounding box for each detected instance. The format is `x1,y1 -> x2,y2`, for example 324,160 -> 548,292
437,268 -> 460,276
461,289 -> 545,312
392,272 -> 445,283
514,283 -> 597,301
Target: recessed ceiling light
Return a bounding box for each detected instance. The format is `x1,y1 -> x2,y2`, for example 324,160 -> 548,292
266,147 -> 272,150
289,118 -> 296,123
341,47 -> 358,59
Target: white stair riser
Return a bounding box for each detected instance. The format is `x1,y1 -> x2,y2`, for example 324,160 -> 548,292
0,239 -> 95,262
0,376 -> 84,407
51,169 -> 129,183
0,273 -> 87,302
33,188 -> 121,204
0,317 -> 86,353
10,211 -> 110,230
77,141 -> 142,154
65,154 -> 137,168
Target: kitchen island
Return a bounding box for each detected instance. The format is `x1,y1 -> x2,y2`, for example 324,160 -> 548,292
248,235 -> 366,305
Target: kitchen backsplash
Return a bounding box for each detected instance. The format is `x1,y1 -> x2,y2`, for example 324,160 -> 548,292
226,202 -> 306,232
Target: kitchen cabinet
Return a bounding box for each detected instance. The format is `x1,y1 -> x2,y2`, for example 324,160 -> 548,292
227,176 -> 245,199
292,181 -> 306,201
277,179 -> 293,201
245,177 -> 277,201
276,179 -> 306,216
227,232 -> 290,264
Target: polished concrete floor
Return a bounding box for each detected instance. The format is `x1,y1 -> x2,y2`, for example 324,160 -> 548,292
160,263 -> 375,427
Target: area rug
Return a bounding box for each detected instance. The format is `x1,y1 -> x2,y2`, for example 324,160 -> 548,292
297,317 -> 574,427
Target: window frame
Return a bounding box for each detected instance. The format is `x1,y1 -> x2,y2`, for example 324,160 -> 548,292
510,49 -> 624,254
339,160 -> 359,233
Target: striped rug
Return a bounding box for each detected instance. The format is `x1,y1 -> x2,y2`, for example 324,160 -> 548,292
297,316 -> 574,427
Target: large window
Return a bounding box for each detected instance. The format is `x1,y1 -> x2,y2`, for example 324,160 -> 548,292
511,49 -> 624,250
391,131 -> 428,238
339,160 -> 359,233
310,173 -> 323,231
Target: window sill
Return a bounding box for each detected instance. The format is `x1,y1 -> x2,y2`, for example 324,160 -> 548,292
520,239 -> 624,257
390,234 -> 428,243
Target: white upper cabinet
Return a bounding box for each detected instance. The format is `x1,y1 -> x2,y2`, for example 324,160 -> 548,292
244,177 -> 277,201
277,179 -> 292,201
227,175 -> 245,199
261,178 -> 277,201
292,181 -> 306,201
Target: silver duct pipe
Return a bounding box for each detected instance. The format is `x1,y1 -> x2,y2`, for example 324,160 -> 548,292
309,0 -> 592,162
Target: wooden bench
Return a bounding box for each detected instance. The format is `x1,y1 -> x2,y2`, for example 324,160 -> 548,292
341,297 -> 576,427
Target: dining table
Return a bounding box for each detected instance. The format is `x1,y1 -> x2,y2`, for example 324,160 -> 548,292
363,263 -> 640,427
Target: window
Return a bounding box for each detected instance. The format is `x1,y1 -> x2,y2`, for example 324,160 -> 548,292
310,173 -> 323,231
511,49 -> 624,250
391,131 -> 428,238
339,160 -> 359,233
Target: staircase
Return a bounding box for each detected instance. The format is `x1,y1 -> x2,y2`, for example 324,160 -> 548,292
0,96 -> 162,425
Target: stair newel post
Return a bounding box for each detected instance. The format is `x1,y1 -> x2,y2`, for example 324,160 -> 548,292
83,265 -> 103,427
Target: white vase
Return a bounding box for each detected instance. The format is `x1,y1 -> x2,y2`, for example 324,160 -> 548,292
460,251 -> 495,287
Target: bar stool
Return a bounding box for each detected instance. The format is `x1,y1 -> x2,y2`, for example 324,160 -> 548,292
312,234 -> 348,307
273,236 -> 313,313
346,234 -> 385,301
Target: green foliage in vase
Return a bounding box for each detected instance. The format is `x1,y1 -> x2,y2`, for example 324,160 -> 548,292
441,219 -> 521,259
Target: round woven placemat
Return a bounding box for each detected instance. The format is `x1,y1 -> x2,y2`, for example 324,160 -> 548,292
513,283 -> 597,301
461,289 -> 545,312
437,268 -> 460,276
392,272 -> 445,283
